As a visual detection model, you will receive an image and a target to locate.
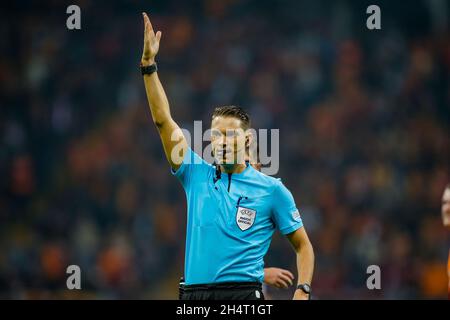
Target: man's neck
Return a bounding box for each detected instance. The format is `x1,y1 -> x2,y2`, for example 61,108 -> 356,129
220,163 -> 247,174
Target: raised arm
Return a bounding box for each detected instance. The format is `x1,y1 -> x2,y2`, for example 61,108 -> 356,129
141,12 -> 187,170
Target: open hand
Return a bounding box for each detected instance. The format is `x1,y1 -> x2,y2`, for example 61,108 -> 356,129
141,12 -> 162,66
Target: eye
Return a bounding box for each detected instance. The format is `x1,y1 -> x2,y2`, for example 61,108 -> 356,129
225,130 -> 241,138
211,129 -> 223,138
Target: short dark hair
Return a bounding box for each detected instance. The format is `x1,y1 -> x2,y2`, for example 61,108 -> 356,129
211,105 -> 251,129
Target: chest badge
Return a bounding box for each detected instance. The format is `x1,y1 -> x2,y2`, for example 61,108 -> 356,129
236,206 -> 257,231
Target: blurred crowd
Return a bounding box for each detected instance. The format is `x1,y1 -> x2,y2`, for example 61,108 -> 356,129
0,0 -> 449,299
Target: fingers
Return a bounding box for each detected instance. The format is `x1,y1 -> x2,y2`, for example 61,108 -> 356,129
142,12 -> 147,32
156,31 -> 162,42
278,273 -> 294,287
142,12 -> 154,31
265,268 -> 294,289
280,269 -> 295,281
142,15 -> 149,52
276,278 -> 290,288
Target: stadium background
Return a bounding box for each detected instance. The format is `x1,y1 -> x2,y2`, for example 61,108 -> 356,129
0,0 -> 449,299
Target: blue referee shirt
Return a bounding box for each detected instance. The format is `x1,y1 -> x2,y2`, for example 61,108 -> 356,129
172,147 -> 303,285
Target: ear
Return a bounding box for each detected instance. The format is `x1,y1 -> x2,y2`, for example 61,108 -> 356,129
245,130 -> 252,148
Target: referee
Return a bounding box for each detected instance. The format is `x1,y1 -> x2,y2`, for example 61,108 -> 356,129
140,12 -> 314,300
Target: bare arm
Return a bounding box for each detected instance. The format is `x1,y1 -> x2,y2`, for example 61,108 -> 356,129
286,227 -> 315,300
141,12 -> 187,170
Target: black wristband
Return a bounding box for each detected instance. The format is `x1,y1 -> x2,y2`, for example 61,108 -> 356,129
296,283 -> 312,299
141,63 -> 158,75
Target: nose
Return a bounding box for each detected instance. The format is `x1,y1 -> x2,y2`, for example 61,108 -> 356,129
219,135 -> 227,147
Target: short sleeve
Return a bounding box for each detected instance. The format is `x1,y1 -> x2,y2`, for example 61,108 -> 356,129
271,181 -> 303,235
171,147 -> 207,189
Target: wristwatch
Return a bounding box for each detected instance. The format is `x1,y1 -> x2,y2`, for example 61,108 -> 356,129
296,283 -> 311,297
141,62 -> 158,75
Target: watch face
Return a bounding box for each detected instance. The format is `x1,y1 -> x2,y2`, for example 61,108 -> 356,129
299,284 -> 311,293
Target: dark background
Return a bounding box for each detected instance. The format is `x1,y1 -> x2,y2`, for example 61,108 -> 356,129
0,0 -> 449,299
